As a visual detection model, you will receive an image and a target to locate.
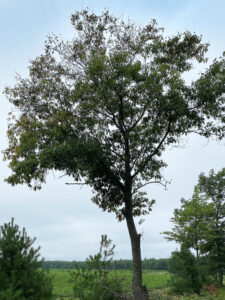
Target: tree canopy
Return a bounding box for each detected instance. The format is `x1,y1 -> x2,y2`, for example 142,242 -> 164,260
4,10 -> 225,219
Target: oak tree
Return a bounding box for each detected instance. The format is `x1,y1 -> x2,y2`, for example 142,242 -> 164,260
4,10 -> 225,299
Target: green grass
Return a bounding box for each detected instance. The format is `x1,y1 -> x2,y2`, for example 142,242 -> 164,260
218,286 -> 225,298
50,269 -> 74,297
49,269 -> 225,299
50,269 -> 170,296
107,269 -> 171,292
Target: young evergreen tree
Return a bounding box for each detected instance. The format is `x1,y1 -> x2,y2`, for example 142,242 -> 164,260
72,235 -> 123,300
0,218 -> 53,300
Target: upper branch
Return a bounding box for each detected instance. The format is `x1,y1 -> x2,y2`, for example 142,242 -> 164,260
132,178 -> 169,195
128,106 -> 147,132
132,118 -> 172,179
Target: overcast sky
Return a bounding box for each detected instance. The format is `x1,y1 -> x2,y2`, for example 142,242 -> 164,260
0,0 -> 225,261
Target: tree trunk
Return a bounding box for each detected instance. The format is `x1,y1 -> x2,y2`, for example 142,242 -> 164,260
125,212 -> 149,300
218,267 -> 223,286
196,248 -> 199,265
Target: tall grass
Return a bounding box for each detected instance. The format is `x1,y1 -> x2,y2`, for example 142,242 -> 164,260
48,269 -> 224,299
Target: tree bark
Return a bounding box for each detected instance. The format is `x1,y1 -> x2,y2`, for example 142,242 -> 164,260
218,267 -> 223,286
122,121 -> 149,299
196,248 -> 199,264
125,211 -> 149,300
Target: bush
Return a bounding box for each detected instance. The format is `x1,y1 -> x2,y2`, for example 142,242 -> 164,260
0,218 -> 53,300
71,235 -> 123,300
169,245 -> 203,294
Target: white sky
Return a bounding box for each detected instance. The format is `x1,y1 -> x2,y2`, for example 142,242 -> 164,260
0,0 -> 224,260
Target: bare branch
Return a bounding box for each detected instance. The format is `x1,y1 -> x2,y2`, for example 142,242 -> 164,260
59,173 -> 68,179
132,178 -> 171,194
65,182 -> 87,185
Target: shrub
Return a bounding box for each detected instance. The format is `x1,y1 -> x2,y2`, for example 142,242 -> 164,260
0,218 -> 53,300
169,245 -> 203,294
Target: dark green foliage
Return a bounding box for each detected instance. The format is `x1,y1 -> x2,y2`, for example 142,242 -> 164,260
163,186 -> 212,261
0,218 -> 53,300
198,169 -> 225,286
43,260 -> 77,269
164,169 -> 225,288
43,257 -> 169,270
4,10 -> 225,220
71,235 -> 123,300
169,245 -> 203,294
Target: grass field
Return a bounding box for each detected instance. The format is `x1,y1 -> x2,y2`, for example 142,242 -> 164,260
49,269 -> 225,299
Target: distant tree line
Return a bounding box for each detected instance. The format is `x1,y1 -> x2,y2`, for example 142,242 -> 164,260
42,258 -> 170,270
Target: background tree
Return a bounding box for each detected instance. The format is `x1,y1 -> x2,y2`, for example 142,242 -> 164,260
164,169 -> 225,287
163,186 -> 213,263
0,218 -> 53,300
168,244 -> 203,294
3,9 -> 225,299
198,168 -> 225,286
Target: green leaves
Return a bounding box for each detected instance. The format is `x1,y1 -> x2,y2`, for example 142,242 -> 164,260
164,169 -> 225,286
153,31 -> 209,73
197,169 -> 225,285
4,9 -> 225,219
163,187 -> 211,254
169,245 -> 203,294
